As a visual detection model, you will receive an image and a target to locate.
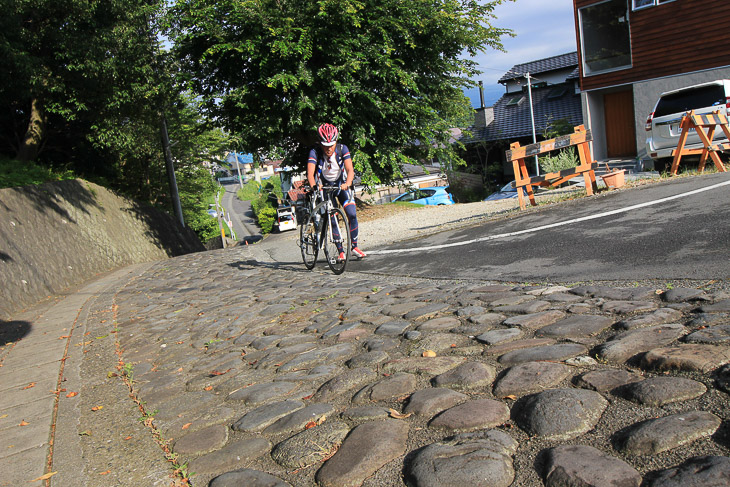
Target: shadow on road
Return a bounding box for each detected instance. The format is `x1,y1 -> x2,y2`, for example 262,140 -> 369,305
240,235 -> 264,245
228,259 -> 311,273
0,320 -> 32,346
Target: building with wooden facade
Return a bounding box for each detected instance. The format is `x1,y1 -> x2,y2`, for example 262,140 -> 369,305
573,0 -> 730,163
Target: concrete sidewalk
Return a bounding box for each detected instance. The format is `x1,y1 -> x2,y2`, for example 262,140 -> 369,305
0,264 -> 160,486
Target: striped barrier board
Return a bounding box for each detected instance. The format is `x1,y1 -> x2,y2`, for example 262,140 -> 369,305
670,110 -> 729,175
506,125 -> 599,210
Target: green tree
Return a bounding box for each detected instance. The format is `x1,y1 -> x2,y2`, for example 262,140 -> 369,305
1,0 -> 162,163
166,0 -> 511,185
1,0 -> 232,243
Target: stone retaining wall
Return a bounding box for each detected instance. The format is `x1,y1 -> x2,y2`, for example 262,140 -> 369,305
0,179 -> 204,319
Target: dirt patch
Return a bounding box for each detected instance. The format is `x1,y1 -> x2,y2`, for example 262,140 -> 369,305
356,201 -> 420,222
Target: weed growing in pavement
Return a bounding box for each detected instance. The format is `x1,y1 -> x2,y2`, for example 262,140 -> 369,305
122,362 -> 134,384
138,409 -> 158,423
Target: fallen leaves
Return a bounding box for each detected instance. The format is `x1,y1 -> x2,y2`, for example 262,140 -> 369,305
182,423 -> 192,430
22,382 -> 36,390
99,470 -> 111,475
91,406 -> 103,411
209,368 -> 232,376
388,409 -> 412,420
30,472 -> 57,481
66,391 -> 78,398
19,420 -> 30,426
421,350 -> 437,357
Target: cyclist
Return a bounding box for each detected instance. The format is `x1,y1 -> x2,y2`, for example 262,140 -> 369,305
306,123 -> 367,260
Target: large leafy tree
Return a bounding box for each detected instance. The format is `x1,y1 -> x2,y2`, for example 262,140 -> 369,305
1,0 -> 161,164
167,0 -> 511,184
1,0 -> 231,241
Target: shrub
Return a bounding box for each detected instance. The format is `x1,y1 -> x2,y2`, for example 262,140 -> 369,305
239,176 -> 284,234
256,205 -> 277,234
539,148 -> 578,174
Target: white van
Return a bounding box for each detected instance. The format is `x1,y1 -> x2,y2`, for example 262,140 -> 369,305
276,205 -> 297,232
645,79 -> 730,171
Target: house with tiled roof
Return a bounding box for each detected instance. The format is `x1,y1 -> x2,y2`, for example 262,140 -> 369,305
460,52 -> 584,180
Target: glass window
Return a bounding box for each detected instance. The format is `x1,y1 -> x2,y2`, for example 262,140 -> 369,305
633,0 -> 653,10
654,85 -> 726,118
579,0 -> 632,75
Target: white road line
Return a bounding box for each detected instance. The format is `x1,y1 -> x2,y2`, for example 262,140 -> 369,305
369,178 -> 730,255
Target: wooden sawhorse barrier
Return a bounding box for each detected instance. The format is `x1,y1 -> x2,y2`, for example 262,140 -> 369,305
507,125 -> 599,210
670,109 -> 730,175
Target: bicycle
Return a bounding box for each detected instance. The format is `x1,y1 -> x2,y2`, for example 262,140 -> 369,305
298,185 -> 351,275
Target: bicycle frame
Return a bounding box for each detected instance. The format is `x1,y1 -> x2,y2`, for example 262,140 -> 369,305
299,185 -> 350,274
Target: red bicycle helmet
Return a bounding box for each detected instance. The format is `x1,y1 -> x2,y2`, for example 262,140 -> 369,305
318,123 -> 339,146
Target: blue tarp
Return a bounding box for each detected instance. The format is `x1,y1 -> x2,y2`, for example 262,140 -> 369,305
225,152 -> 254,165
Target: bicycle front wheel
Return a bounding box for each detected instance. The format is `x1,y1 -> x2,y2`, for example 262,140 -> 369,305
323,206 -> 350,275
300,211 -> 319,270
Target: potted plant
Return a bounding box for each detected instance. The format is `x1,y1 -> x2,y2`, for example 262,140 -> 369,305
601,164 -> 626,189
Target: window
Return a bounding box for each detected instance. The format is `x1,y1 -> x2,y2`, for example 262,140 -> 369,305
506,96 -> 525,107
579,0 -> 632,75
633,0 -> 675,9
547,85 -> 569,100
653,85 -> 726,118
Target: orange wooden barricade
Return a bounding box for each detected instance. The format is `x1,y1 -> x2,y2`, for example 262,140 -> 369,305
670,110 -> 730,175
506,125 -> 599,210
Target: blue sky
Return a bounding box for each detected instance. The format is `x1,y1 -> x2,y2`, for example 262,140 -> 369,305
465,0 -> 578,108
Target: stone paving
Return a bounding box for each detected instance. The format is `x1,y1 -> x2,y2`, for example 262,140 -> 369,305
3,242 -> 730,486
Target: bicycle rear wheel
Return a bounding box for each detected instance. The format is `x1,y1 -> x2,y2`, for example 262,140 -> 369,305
299,211 -> 319,270
323,205 -> 350,275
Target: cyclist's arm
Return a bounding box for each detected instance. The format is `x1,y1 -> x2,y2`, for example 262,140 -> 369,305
306,152 -> 319,189
342,155 -> 354,190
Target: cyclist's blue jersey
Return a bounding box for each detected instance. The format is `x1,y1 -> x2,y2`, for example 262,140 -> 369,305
307,144 -> 352,185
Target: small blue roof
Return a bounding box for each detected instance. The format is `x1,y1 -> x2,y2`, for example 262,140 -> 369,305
225,152 -> 254,165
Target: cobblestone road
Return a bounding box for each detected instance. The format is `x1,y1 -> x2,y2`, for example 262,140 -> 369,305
3,241 -> 730,486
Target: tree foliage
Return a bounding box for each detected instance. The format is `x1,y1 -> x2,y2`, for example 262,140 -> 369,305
1,0 -> 232,242
167,0 -> 511,184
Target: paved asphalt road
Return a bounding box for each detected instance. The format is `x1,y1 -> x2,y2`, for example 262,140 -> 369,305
358,172 -> 730,283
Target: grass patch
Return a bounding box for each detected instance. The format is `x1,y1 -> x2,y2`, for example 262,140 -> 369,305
0,157 -> 77,188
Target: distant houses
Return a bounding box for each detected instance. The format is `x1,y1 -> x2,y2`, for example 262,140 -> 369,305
460,52 -> 584,180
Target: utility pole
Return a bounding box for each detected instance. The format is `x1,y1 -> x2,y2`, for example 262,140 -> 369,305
525,72 -> 539,176
161,115 -> 185,227
146,12 -> 184,227
234,151 -> 243,188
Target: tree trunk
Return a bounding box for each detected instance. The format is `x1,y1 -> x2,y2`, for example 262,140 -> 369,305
17,97 -> 45,162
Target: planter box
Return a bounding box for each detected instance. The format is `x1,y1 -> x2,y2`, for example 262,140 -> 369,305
601,169 -> 626,189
